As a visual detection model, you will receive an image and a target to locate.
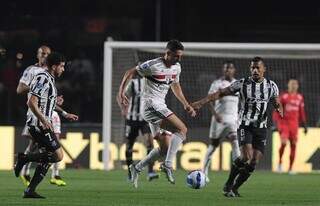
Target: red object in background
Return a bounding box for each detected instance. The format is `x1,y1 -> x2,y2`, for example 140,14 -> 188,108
85,18 -> 108,33
273,92 -> 306,126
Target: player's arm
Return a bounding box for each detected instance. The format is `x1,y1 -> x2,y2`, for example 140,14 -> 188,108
27,95 -> 53,131
171,82 -> 196,117
270,81 -> 283,118
16,82 -> 30,94
119,80 -> 133,117
55,105 -> 79,121
117,67 -> 138,106
191,87 -> 234,110
299,95 -> 308,134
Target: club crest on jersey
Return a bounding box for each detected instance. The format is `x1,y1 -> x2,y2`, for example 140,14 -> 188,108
35,82 -> 44,89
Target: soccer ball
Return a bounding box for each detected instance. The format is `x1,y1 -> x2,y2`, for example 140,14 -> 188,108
186,170 -> 206,189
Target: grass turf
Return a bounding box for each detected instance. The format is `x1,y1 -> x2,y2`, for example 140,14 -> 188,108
0,169 -> 319,206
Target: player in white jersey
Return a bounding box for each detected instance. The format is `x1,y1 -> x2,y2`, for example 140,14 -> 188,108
202,62 -> 240,183
16,46 -> 78,187
118,40 -> 196,188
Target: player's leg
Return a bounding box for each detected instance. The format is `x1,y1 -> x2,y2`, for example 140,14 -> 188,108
142,123 -> 159,181
124,121 -> 139,180
160,113 -> 187,184
50,133 -> 67,186
15,127 -> 63,198
223,126 -> 252,197
288,127 -> 298,174
203,117 -> 219,182
278,125 -> 289,172
20,139 -> 36,186
231,127 -> 267,197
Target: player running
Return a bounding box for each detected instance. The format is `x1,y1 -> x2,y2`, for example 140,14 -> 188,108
14,52 -> 70,198
192,57 -> 283,197
273,79 -> 307,174
203,62 -> 240,183
119,73 -> 159,181
117,40 -> 196,188
16,46 -> 78,187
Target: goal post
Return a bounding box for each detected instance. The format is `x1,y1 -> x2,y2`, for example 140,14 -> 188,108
103,41 -> 320,170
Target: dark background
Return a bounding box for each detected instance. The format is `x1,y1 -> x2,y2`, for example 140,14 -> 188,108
1,0 -> 320,124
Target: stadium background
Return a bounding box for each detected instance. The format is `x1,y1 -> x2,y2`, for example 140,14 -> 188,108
0,0 -> 320,173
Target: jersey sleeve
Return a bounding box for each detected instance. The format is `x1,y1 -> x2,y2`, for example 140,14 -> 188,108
208,81 -> 218,94
229,79 -> 243,93
124,79 -> 134,98
19,67 -> 33,86
271,81 -> 279,98
173,64 -> 181,83
136,60 -> 152,77
29,74 -> 49,98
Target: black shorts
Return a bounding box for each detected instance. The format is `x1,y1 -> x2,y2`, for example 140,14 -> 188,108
29,126 -> 61,152
238,125 -> 267,154
125,120 -> 150,140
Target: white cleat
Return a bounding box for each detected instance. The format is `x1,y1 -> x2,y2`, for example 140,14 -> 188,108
277,164 -> 283,173
129,164 -> 139,188
205,175 -> 210,183
288,170 -> 297,175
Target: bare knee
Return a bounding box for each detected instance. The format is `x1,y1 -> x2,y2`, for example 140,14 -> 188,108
55,148 -> 64,162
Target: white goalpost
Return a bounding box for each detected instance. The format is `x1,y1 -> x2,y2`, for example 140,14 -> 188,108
103,41 -> 320,170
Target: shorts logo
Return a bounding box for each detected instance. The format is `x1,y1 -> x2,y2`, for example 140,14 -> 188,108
240,129 -> 245,141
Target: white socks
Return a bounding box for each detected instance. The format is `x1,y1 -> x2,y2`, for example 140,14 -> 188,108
165,133 -> 184,168
51,163 -> 59,178
135,148 -> 161,171
203,145 -> 216,175
231,139 -> 241,161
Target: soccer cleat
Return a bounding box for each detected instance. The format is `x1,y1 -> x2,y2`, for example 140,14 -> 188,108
277,164 -> 283,173
205,175 -> 210,183
129,164 -> 139,188
50,176 -> 67,186
20,175 -> 31,186
288,170 -> 297,175
160,163 -> 175,184
23,190 -> 45,199
223,190 -> 236,198
14,153 -> 27,177
232,189 -> 242,197
223,183 -> 233,195
147,172 -> 159,181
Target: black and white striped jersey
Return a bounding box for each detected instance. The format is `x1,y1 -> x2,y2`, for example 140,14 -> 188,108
26,70 -> 57,127
125,77 -> 144,121
229,77 -> 279,128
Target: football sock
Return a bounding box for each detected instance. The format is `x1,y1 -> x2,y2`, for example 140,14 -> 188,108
51,162 -> 59,178
27,163 -> 50,192
289,143 -> 296,170
203,145 -> 216,175
231,139 -> 241,161
135,148 -> 161,171
165,133 -> 184,168
233,163 -> 255,191
225,158 -> 245,187
147,147 -> 155,173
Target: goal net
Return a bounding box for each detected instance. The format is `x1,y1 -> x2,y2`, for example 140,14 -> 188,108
103,42 -> 320,170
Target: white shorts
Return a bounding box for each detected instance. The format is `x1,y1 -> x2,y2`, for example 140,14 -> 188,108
52,111 -> 61,134
209,116 -> 237,140
142,99 -> 173,125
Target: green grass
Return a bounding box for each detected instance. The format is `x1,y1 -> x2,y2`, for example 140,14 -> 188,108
0,170 -> 319,206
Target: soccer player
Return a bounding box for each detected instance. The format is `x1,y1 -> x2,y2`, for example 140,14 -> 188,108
203,62 -> 240,183
14,52 -> 71,198
119,73 -> 159,181
117,40 -> 196,188
16,46 -> 77,186
192,57 -> 283,197
273,79 -> 307,174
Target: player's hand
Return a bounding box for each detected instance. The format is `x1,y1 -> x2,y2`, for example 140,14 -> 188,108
42,119 -> 53,131
276,107 -> 284,118
184,104 -> 196,117
304,126 -> 308,135
191,101 -> 203,111
65,113 -> 79,121
214,114 -> 223,123
57,95 -> 64,106
120,105 -> 129,117
117,92 -> 129,106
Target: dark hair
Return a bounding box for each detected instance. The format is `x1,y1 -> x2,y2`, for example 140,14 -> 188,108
46,52 -> 65,68
223,60 -> 234,65
166,39 -> 184,52
251,56 -> 264,64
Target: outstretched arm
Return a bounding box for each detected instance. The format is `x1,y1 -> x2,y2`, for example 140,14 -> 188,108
117,67 -> 137,106
171,82 -> 196,117
191,87 -> 234,110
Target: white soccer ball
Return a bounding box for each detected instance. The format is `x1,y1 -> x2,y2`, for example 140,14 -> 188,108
186,170 -> 206,189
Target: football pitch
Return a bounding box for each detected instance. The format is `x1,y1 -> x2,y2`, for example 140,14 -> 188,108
1,170 -> 319,206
